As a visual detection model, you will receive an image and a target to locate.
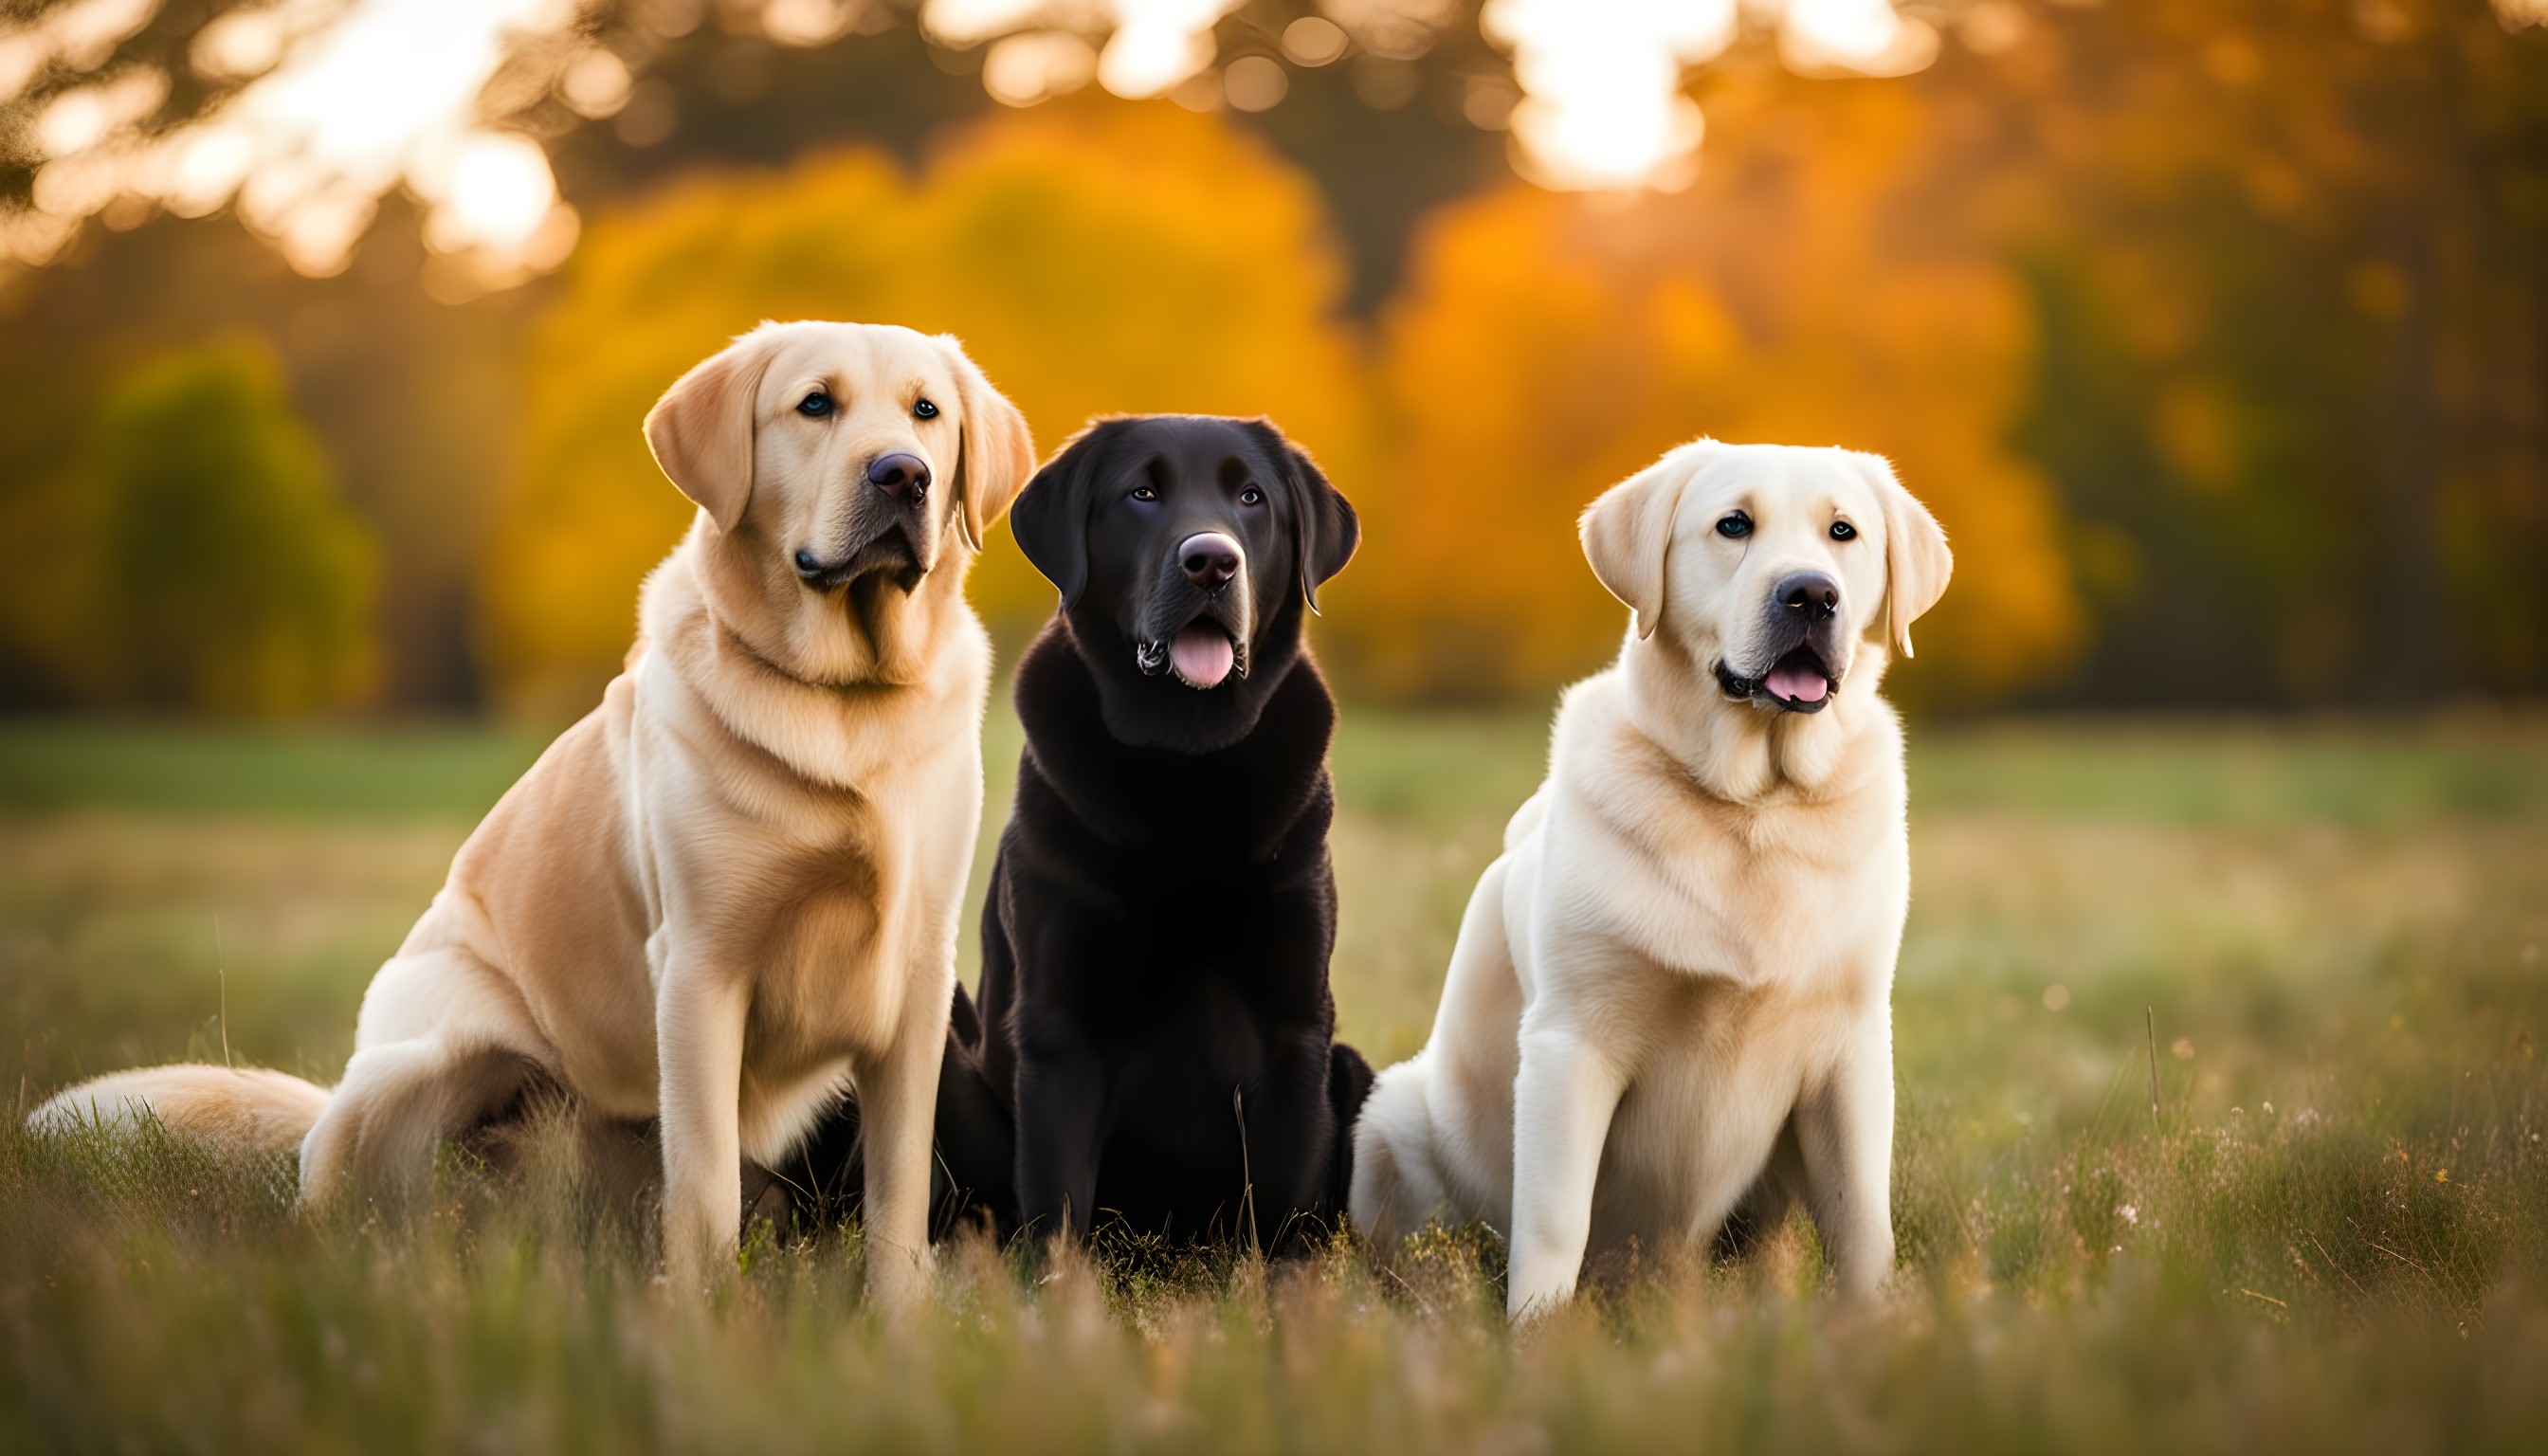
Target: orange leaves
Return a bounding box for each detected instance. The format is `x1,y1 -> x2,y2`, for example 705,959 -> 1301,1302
489,94 -> 2084,717
481,102 -> 1366,719
1324,84 -> 2082,705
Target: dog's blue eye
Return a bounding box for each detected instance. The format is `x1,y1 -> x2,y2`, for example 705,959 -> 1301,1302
797,392 -> 831,417
1829,520 -> 1856,541
1240,487 -> 1264,506
1716,513 -> 1752,538
914,398 -> 938,419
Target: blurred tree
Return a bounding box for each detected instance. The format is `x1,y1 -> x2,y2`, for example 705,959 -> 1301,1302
9,0 -> 2541,716
76,337 -> 380,715
1325,75 -> 2082,707
1990,0 -> 2548,706
482,100 -> 1369,720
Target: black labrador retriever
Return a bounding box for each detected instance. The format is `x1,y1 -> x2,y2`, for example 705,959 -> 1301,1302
923,413 -> 1376,1247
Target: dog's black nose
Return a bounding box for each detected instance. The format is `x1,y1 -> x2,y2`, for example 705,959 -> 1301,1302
866,452 -> 930,501
1774,571 -> 1841,622
1179,532 -> 1241,592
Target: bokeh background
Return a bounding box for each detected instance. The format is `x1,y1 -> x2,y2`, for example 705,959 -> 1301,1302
7,12 -> 2548,1446
4,0 -> 2543,723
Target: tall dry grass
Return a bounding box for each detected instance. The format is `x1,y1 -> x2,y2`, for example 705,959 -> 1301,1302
3,715 -> 2545,1451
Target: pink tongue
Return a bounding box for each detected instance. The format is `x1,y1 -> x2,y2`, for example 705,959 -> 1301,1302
1765,665 -> 1829,702
1170,624 -> 1234,687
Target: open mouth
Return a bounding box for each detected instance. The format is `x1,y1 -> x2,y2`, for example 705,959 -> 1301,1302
1717,646 -> 1836,714
1136,617 -> 1244,690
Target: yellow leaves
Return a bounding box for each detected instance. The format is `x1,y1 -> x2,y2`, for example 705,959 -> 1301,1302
912,103 -> 1370,626
482,101 -> 1366,719
490,92 -> 2085,717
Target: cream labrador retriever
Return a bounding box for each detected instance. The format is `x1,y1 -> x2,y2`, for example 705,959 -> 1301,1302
31,321 -> 1034,1306
1348,440 -> 1952,1315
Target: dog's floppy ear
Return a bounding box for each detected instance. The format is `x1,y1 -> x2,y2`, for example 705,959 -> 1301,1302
1853,452 -> 1954,658
1579,446 -> 1703,641
1251,421 -> 1358,613
936,335 -> 1036,553
643,331 -> 774,534
1010,421 -> 1119,610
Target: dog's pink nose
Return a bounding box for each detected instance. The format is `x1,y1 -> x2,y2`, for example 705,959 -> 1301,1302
866,452 -> 930,501
1179,532 -> 1241,592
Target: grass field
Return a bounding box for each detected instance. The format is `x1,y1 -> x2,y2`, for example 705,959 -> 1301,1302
3,706 -> 2546,1452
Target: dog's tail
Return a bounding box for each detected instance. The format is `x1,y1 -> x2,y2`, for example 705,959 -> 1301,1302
27,1065 -> 332,1162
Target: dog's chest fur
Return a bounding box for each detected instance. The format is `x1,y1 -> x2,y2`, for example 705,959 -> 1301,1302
992,627 -> 1338,1042
961,622 -> 1350,1231
1526,671 -> 1906,998
1511,669 -> 1908,1236
607,546 -> 981,1149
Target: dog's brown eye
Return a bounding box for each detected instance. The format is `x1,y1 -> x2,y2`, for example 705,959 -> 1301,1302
914,398 -> 938,419
1829,520 -> 1857,541
797,392 -> 831,417
1131,486 -> 1158,502
1240,486 -> 1264,505
1716,513 -> 1752,538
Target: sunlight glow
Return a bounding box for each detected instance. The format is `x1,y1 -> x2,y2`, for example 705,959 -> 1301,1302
7,0 -> 579,281
0,0 -> 162,105
982,29 -> 1100,107
1484,0 -> 1732,191
919,1 -> 1936,189
1781,0 -> 1938,78
0,0 -> 1963,278
1323,0 -> 1462,61
1479,1 -> 1938,190
1097,0 -> 1236,97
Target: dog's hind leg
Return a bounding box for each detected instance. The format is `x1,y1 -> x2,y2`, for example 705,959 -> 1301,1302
300,944 -> 554,1210
1709,1121 -> 1803,1265
299,1037 -> 542,1207
929,987 -> 1017,1240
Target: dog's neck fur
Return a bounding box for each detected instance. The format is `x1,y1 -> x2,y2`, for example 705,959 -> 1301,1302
1065,592 -> 1311,756
1619,626 -> 1898,807
690,512 -> 974,690
1014,613 -> 1334,862
635,518 -> 988,792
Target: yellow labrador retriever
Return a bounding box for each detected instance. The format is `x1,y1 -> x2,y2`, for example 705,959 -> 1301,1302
31,321 -> 1033,1305
1348,440 -> 1952,1315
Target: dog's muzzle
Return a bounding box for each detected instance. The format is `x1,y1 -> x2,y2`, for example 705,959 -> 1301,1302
1135,532 -> 1248,689
793,522 -> 924,594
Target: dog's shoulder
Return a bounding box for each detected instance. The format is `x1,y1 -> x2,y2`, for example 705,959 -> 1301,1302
1542,665 -> 1684,844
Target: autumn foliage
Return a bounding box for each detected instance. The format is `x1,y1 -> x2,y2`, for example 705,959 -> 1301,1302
481,102 -> 1369,719
1325,79 -> 2079,705
486,94 -> 2089,715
